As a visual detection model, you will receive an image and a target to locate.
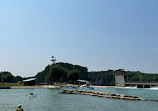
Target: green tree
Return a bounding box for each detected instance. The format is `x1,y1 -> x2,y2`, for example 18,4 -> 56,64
1,75 -> 7,82
12,76 -> 23,83
1,74 -> 13,82
36,65 -> 50,84
67,70 -> 79,84
48,65 -> 67,83
6,74 -> 13,82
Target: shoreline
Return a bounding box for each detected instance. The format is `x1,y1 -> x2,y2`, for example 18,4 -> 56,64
11,85 -> 60,89
4,85 -> 116,89
42,85 -> 60,88
11,86 -> 44,89
91,86 -> 116,88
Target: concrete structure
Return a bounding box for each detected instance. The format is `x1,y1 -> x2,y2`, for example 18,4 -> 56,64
23,78 -> 36,86
114,69 -> 158,88
115,69 -> 125,87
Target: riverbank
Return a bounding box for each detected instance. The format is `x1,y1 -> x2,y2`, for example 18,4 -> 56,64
91,86 -> 116,88
42,85 -> 60,88
60,84 -> 116,88
10,85 -> 115,89
11,86 -> 44,89
3,85 -> 117,89
11,85 -> 61,89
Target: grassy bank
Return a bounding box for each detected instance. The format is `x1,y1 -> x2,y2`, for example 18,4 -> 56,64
0,82 -> 24,87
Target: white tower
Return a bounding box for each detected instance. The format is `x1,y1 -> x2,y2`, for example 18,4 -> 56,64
115,69 -> 125,87
51,56 -> 56,64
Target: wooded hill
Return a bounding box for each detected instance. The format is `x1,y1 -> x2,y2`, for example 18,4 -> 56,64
35,62 -> 88,84
35,62 -> 158,86
0,71 -> 23,83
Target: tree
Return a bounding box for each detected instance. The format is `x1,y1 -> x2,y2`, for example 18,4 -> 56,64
6,74 -> 13,82
48,65 -> 67,83
67,70 -> 79,84
36,65 -> 50,84
1,74 -> 13,82
1,75 -> 7,82
12,76 -> 23,83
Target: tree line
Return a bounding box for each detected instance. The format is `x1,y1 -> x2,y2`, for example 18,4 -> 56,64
0,71 -> 23,83
1,62 -> 158,86
35,62 -> 158,86
35,62 -> 88,84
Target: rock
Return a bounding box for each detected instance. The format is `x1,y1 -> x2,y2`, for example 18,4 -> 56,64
123,95 -> 131,97
58,90 -> 148,102
120,97 -> 126,99
132,96 -> 138,98
150,100 -> 158,102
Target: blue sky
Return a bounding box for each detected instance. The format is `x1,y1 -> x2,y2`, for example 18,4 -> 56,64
0,0 -> 158,77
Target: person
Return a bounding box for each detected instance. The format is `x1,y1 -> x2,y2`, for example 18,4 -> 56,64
29,93 -> 36,98
16,104 -> 24,111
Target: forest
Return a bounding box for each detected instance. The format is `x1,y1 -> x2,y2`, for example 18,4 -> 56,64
1,62 -> 158,86
35,62 -> 88,84
35,62 -> 158,86
0,71 -> 23,83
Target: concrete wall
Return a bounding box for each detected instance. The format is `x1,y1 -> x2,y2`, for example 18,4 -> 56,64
115,70 -> 125,87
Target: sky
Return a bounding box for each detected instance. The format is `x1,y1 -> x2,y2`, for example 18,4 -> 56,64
0,0 -> 158,77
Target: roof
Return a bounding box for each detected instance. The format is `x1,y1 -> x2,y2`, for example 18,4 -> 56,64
23,78 -> 36,82
77,80 -> 89,83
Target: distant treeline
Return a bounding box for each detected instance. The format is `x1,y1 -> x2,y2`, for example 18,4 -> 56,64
88,71 -> 158,86
125,71 -> 158,83
0,71 -> 23,83
88,70 -> 115,86
1,62 -> 158,86
35,62 -> 158,86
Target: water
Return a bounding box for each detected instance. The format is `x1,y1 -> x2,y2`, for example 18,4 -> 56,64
1,87 -> 158,111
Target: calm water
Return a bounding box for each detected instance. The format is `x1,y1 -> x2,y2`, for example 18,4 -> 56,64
1,87 -> 158,111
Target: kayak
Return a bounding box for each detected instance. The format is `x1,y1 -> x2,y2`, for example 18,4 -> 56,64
29,95 -> 35,98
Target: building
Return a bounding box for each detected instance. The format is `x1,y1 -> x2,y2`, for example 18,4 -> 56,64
22,78 -> 36,86
115,69 -> 125,87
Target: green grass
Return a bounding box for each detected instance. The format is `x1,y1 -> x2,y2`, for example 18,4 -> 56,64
58,83 -> 65,85
0,82 -> 24,87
